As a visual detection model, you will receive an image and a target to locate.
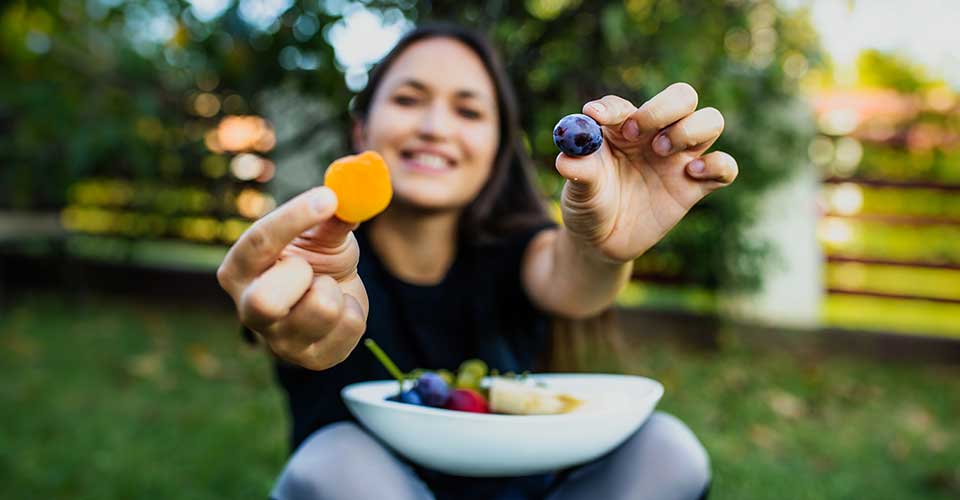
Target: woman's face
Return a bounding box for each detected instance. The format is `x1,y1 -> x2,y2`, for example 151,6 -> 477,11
357,37 -> 500,213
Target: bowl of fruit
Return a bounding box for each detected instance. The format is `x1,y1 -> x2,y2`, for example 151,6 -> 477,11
341,340 -> 664,477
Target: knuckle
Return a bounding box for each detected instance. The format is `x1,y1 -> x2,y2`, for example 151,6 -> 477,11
311,288 -> 344,322
269,329 -> 314,364
342,307 -> 367,335
244,226 -> 273,256
269,337 -> 297,360
673,123 -> 693,145
337,309 -> 367,338
284,254 -> 312,276
241,290 -> 285,324
642,103 -> 664,126
602,94 -> 632,112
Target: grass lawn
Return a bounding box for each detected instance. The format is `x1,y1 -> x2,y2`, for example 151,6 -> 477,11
2,291 -> 958,499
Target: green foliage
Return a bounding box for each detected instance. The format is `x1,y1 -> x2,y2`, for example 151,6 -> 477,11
857,49 -> 931,93
1,0 -> 823,291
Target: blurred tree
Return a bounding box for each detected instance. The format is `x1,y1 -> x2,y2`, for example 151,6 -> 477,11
856,49 -> 929,93
0,0 -> 823,292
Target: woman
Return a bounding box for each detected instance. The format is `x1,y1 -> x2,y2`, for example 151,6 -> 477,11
217,23 -> 736,500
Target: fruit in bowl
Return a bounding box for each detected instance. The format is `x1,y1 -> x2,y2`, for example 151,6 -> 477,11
445,388 -> 488,413
488,377 -> 582,415
364,339 -> 582,416
341,372 -> 664,476
350,340 -> 664,476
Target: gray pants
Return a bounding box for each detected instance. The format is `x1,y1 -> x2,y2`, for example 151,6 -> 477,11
271,412 -> 710,500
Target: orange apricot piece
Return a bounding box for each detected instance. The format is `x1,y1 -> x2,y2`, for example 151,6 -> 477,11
323,150 -> 393,223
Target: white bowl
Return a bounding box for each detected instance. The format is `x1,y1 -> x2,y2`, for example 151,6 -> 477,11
341,373 -> 663,477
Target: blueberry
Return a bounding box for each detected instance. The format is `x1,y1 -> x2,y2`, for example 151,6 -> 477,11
387,389 -> 423,406
553,113 -> 603,157
414,372 -> 451,407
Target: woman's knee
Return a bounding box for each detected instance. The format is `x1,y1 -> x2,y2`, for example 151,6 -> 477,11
635,412 -> 711,493
273,422 -> 374,499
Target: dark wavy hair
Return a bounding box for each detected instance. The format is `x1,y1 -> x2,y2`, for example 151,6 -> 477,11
349,23 -> 551,243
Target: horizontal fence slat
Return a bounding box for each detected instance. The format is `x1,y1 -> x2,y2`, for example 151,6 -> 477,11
823,177 -> 960,192
824,212 -> 960,227
825,255 -> 960,271
827,288 -> 960,305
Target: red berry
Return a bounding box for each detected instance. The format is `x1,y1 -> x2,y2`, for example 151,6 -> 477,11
444,388 -> 489,413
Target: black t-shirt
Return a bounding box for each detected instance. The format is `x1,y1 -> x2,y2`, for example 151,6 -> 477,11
271,222 -> 556,451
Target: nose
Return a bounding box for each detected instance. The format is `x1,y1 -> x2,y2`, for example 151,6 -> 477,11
416,102 -> 454,142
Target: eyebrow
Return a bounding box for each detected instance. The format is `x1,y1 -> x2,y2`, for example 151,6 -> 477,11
395,78 -> 488,101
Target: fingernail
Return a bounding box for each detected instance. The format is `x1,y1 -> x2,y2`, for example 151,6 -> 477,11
312,187 -> 337,214
688,159 -> 705,174
622,120 -> 640,140
654,134 -> 672,155
589,102 -> 605,114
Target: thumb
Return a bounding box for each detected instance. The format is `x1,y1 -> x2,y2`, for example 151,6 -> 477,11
555,153 -> 601,195
295,190 -> 358,251
224,186 -> 346,283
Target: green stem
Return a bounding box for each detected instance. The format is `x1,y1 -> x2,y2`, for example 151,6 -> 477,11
364,339 -> 405,389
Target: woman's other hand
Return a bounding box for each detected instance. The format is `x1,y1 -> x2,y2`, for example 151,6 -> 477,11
216,187 -> 368,370
554,83 -> 738,263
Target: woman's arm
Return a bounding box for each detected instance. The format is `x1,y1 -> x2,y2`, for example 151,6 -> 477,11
523,84 -> 737,318
523,227 -> 632,319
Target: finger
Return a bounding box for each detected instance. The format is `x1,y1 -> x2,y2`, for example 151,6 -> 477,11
295,216 -> 357,250
582,95 -> 638,128
282,230 -> 360,282
238,255 -> 315,330
555,152 -> 601,194
630,83 -> 699,137
224,187 -> 343,285
274,275 -> 346,346
652,107 -> 724,156
296,294 -> 367,370
687,151 -> 738,192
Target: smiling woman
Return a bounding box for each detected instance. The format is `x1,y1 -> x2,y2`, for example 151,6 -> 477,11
217,21 -> 729,500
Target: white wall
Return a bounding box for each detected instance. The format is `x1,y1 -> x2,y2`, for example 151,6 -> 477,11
720,166 -> 824,328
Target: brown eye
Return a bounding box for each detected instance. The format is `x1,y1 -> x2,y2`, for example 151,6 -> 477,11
393,95 -> 418,106
458,108 -> 482,120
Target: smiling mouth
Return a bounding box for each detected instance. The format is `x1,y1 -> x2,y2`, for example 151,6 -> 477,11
400,151 -> 456,171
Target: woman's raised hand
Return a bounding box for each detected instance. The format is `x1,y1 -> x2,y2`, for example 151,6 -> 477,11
216,187 -> 368,370
554,83 -> 738,263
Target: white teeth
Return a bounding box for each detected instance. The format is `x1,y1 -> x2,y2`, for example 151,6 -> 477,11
412,153 -> 449,169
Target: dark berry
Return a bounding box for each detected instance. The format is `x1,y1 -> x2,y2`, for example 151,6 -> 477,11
553,113 -> 603,157
414,372 -> 451,407
387,389 -> 423,406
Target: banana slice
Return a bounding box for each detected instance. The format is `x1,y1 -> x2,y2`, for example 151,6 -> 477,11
488,378 -> 582,415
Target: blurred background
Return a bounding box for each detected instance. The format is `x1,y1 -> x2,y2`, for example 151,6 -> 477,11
1,0 -> 958,498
